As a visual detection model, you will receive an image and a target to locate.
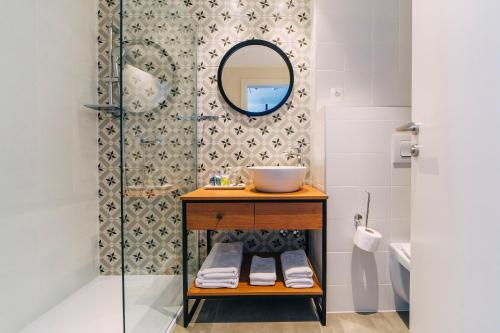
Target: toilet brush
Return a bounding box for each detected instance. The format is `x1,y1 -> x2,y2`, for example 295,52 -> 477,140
365,191 -> 371,229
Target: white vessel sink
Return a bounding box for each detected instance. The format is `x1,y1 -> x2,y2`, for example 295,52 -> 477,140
247,166 -> 307,193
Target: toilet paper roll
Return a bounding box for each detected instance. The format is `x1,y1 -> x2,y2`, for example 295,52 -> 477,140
353,226 -> 382,253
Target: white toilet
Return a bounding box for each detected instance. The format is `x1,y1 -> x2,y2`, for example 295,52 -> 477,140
389,242 -> 411,304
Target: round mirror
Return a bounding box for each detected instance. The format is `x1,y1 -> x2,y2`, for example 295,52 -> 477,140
218,40 -> 294,117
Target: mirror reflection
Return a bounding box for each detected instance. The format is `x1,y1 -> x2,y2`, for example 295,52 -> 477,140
219,41 -> 293,116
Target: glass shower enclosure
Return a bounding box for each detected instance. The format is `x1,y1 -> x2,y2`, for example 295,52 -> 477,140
120,1 -> 197,332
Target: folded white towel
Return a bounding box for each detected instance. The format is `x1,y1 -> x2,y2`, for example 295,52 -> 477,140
249,256 -> 277,282
197,272 -> 238,280
195,278 -> 238,289
250,278 -> 275,282
280,249 -> 313,280
284,278 -> 313,289
285,272 -> 311,279
198,242 -> 243,279
250,279 -> 276,286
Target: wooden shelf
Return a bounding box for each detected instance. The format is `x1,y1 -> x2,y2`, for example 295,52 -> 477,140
181,185 -> 328,201
187,253 -> 323,297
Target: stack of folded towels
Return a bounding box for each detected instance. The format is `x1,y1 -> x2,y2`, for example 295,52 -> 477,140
280,249 -> 314,288
195,242 -> 243,289
249,256 -> 277,286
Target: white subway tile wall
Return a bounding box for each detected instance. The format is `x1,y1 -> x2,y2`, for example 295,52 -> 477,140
320,106 -> 411,312
312,0 -> 412,312
315,0 -> 412,107
313,107 -> 412,310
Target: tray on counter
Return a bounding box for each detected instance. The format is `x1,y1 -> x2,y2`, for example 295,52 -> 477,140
203,183 -> 246,190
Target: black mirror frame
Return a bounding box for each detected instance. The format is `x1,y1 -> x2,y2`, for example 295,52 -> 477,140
217,39 -> 294,117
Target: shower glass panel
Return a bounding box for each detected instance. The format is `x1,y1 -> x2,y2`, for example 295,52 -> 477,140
120,1 -> 198,332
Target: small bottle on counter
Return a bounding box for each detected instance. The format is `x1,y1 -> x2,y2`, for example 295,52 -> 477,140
226,167 -> 233,186
209,174 -> 216,186
221,172 -> 229,186
214,171 -> 222,186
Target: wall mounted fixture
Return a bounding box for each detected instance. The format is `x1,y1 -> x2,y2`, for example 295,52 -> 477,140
84,17 -> 120,116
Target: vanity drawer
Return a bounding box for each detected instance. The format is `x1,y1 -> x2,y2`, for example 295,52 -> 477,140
254,202 -> 323,230
186,203 -> 255,230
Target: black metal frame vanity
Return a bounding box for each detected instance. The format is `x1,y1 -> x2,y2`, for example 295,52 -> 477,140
180,185 -> 328,327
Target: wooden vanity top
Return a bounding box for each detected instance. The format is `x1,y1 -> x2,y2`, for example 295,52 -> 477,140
181,185 -> 327,201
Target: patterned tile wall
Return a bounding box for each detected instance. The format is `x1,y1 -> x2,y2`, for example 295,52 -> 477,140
97,0 -> 121,275
191,0 -> 312,257
97,0 -> 198,276
97,0 -> 312,275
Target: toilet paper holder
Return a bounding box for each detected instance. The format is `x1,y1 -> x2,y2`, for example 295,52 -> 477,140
354,213 -> 364,228
353,191 -> 382,252
354,191 -> 371,229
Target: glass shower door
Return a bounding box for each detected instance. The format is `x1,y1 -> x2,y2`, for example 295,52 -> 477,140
120,1 -> 197,332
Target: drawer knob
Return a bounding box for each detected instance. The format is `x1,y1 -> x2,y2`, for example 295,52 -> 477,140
216,212 -> 223,221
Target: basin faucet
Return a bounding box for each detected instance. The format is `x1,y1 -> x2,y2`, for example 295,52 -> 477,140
285,147 -> 305,167
295,147 -> 304,167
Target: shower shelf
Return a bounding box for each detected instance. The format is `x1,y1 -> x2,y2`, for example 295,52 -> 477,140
84,104 -> 121,116
124,184 -> 173,198
99,77 -> 119,83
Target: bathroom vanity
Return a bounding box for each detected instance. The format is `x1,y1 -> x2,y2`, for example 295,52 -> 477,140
180,185 -> 328,327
